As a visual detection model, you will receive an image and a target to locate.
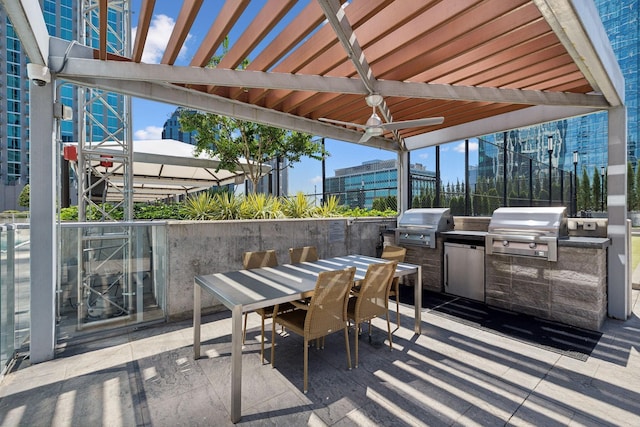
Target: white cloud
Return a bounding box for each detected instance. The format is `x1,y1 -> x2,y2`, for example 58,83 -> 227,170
452,141 -> 479,153
132,14 -> 191,64
453,142 -> 466,153
311,175 -> 323,184
135,126 -> 163,140
418,152 -> 429,160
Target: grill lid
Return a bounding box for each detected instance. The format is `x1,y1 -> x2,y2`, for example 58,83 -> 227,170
488,207 -> 568,238
397,208 -> 454,231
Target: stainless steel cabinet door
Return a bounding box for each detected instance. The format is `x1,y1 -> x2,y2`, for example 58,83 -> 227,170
444,242 -> 485,301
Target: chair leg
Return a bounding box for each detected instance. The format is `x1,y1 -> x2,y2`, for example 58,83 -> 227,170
386,313 -> 393,351
303,338 -> 309,394
344,328 -> 352,370
260,315 -> 265,364
243,312 -> 248,344
395,281 -> 400,328
270,318 -> 276,367
354,322 -> 360,368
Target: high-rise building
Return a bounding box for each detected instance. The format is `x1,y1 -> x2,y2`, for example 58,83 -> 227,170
478,0 -> 638,183
0,1 -> 126,211
162,108 -> 198,144
326,159 -> 435,209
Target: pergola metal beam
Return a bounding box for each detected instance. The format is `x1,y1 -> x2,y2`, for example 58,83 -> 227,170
404,104 -> 601,150
317,0 -> 399,140
0,0 -> 49,65
61,74 -> 398,151
53,56 -> 609,109
534,0 -> 625,106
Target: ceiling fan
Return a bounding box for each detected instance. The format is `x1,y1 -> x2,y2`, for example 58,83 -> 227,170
319,94 -> 444,143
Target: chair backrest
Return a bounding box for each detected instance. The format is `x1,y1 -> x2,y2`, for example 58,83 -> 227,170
242,250 -> 278,269
354,261 -> 398,321
305,267 -> 356,339
289,246 -> 319,264
381,245 -> 407,262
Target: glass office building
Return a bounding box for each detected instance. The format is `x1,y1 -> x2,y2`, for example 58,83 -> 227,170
478,0 -> 639,185
326,159 -> 435,209
162,108 -> 198,145
0,1 -> 125,211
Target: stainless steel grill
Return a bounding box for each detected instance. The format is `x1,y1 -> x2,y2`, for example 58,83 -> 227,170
485,207 -> 568,262
395,208 -> 454,248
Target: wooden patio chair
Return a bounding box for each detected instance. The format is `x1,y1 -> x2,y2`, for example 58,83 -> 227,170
347,261 -> 397,368
288,246 -> 319,264
271,267 -> 356,393
380,245 -> 407,329
242,250 -> 294,364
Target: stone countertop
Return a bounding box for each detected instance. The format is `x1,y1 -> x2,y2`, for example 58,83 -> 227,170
559,236 -> 610,249
440,230 -> 610,249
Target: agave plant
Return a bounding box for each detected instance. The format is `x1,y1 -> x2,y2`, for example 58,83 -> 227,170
282,192 -> 315,218
184,192 -> 216,220
314,195 -> 342,217
241,193 -> 282,219
211,192 -> 242,220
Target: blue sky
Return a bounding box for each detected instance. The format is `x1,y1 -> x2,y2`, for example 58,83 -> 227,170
129,1 -> 474,195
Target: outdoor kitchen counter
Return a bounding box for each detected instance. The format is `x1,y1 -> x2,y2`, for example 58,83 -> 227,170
441,231 -> 611,249
558,236 -> 610,249
440,231 -> 610,331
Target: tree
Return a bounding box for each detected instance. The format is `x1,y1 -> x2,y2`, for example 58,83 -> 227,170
627,162 -> 636,210
592,167 -> 602,211
578,167 -> 591,211
18,184 -> 30,208
178,38 -> 326,193
180,112 -> 325,193
636,164 -> 640,211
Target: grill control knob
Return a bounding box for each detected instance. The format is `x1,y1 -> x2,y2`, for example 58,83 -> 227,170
502,240 -> 509,247
404,233 -> 409,238
529,242 -> 537,249
420,234 -> 425,239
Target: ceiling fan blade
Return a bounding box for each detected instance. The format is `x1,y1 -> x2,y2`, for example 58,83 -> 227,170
318,117 -> 367,130
358,132 -> 373,143
380,117 -> 444,131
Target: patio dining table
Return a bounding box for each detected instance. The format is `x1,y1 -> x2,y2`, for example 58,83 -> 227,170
193,254 -> 422,423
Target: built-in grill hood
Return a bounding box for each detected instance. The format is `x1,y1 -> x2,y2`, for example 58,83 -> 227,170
485,207 -> 568,261
395,208 -> 454,248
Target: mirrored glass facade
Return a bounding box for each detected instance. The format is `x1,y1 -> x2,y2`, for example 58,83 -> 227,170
478,0 -> 639,189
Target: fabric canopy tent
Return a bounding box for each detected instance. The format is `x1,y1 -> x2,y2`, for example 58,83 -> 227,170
63,139 -> 271,202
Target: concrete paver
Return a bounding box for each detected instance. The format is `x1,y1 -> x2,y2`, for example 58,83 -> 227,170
1,290 -> 639,426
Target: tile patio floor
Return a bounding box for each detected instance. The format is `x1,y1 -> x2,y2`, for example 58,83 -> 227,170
1,290 -> 639,426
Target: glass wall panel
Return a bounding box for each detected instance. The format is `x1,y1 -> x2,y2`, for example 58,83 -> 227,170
57,222 -> 167,342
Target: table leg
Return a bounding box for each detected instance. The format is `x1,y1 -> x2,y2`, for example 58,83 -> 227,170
414,266 -> 422,335
193,284 -> 201,359
230,305 -> 243,423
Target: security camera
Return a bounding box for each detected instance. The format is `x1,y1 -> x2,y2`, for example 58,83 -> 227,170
26,63 -> 51,86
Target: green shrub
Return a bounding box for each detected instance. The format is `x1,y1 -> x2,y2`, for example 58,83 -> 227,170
59,206 -> 78,221
184,192 -> 216,219
135,202 -> 186,219
241,193 -> 282,219
211,192 -> 242,220
18,184 -> 30,208
283,192 -> 315,218
314,195 -> 341,217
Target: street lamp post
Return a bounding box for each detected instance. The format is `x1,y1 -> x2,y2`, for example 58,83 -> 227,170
547,135 -> 553,206
601,166 -> 605,211
573,151 -> 578,216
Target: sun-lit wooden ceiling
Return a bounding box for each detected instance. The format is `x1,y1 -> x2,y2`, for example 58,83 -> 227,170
9,0 -> 621,151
